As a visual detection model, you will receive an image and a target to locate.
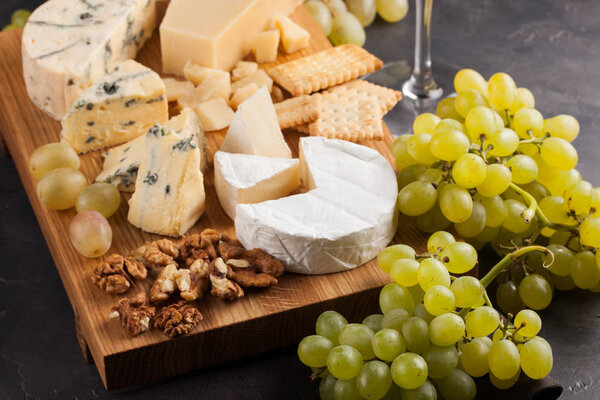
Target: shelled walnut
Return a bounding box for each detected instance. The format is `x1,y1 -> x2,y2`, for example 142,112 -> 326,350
210,258 -> 244,300
218,239 -> 284,288
109,293 -> 156,336
153,301 -> 203,338
149,263 -> 178,303
92,254 -> 132,294
174,259 -> 211,301
132,239 -> 179,276
179,228 -> 220,267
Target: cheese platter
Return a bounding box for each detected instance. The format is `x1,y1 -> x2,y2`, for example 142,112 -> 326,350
0,1 -> 434,391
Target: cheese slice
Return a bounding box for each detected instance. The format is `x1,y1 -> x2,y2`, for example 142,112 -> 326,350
60,60 -> 168,153
96,108 -> 207,191
23,0 -> 157,119
214,151 -> 300,220
128,123 -> 205,237
221,87 -> 291,158
235,137 -> 398,274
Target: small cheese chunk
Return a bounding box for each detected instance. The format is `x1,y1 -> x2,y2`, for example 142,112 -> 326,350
163,78 -> 194,102
274,16 -> 310,54
214,151 -> 300,220
128,124 -> 205,237
230,83 -> 259,110
231,69 -> 273,93
254,30 -> 280,63
166,108 -> 208,173
194,98 -> 235,131
232,61 -> 258,82
183,62 -> 230,86
221,87 -> 291,158
60,60 -> 168,153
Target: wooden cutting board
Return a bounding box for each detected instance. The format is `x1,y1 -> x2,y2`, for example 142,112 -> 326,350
0,5 -> 429,390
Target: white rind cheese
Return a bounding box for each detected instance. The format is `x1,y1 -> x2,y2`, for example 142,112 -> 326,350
214,151 -> 300,220
22,0 -> 157,119
235,137 -> 398,275
61,60 -> 168,153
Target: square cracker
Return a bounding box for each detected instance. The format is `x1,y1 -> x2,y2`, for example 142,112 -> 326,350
267,44 -> 383,97
327,80 -> 402,115
274,94 -> 322,129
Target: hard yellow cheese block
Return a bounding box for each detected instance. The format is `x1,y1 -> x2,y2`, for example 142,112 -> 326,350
160,0 -> 302,75
275,16 -> 310,54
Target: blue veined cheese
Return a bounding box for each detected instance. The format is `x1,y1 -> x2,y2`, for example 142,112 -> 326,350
96,108 -> 206,191
22,0 -> 157,120
128,123 -> 205,237
61,60 -> 167,153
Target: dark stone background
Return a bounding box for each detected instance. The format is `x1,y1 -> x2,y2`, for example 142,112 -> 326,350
1,1 -> 600,399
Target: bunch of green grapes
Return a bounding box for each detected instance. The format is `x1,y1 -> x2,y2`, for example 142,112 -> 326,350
305,0 -> 408,47
2,9 -> 31,31
298,231 -> 553,399
393,68 -> 600,313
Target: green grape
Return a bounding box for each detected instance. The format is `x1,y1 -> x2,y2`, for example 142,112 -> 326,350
28,142 -> 80,180
381,308 -> 411,331
346,0 -> 377,27
591,188 -> 600,216
465,106 -> 497,142
397,380 -> 436,400
427,231 -> 456,253
334,378 -> 362,400
488,72 -> 516,111
512,108 -> 544,138
476,164 -> 512,197
520,338 -> 553,380
519,274 -> 553,310
429,128 -> 470,161
523,182 -> 550,202
375,0 -> 409,22
507,155 -> 538,184
552,274 -> 576,291
407,133 -> 438,165
392,134 -> 418,171
454,69 -> 487,95
306,0 -> 333,35
436,97 -> 463,121
490,370 -> 520,390
544,114 -> 579,142
570,250 -> 600,289
543,244 -> 572,276
435,118 -> 465,133
565,180 -> 593,216
356,361 -> 392,400
338,324 -> 375,360
37,168 -> 87,210
464,237 -> 485,251
389,259 -> 418,287
454,89 -> 488,119
327,345 -> 363,380
538,196 -> 574,226
493,109 -> 507,129
502,199 -> 530,233
488,339 -> 520,380
11,9 -> 31,27
380,284 -> 415,314
475,225 -> 501,242
69,211 -> 112,258
317,311 -> 349,345
397,164 -> 426,190
320,373 -> 337,400
510,87 -> 535,114
371,328 -> 406,362
545,167 -> 580,197
76,182 -> 121,218
429,313 -> 465,346
413,303 -> 434,324
413,113 -> 441,135
402,317 -> 430,354
362,314 -> 384,333
298,335 -> 334,367
455,201 -> 487,238
2,24 -> 20,31
579,217 -> 600,248
475,194 -> 507,227
496,280 -> 525,315
423,286 -> 456,316
452,154 -> 487,189
415,202 -> 452,233
590,280 -> 600,293
422,345 -> 458,379
488,128 -> 519,157
450,276 -> 483,308
407,284 -> 426,304
417,168 -> 443,185
460,338 -> 491,377
439,184 -> 473,223
417,258 -> 451,291
440,242 -> 478,274
465,307 -> 500,338
325,0 -> 348,13
329,12 -> 366,46
377,244 -> 416,273
514,309 -> 541,338
436,368 -> 477,400
540,137 -> 578,171
390,353 -> 428,389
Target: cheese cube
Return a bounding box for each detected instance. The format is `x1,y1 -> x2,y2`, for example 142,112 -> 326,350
60,60 -> 168,153
254,30 -> 280,63
221,87 -> 291,158
275,15 -> 310,54
231,69 -> 273,94
232,61 -> 258,82
214,151 -> 300,220
183,62 -> 230,86
163,78 -> 194,102
230,83 -> 259,110
177,76 -> 231,111
194,98 -> 235,132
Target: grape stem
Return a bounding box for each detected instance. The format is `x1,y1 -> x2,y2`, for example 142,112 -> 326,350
479,245 -> 553,289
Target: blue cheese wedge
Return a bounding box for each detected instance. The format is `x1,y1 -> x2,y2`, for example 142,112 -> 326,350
60,60 -> 168,153
96,108 -> 206,191
22,0 -> 157,119
127,123 -> 205,237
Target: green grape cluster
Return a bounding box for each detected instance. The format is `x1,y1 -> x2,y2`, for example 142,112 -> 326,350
298,231 -> 553,399
393,68 -> 600,314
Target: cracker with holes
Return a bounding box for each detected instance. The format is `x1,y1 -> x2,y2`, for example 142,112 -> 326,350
274,94 -> 321,129
327,80 -> 402,115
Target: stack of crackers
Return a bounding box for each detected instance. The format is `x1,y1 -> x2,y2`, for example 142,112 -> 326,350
268,44 -> 402,142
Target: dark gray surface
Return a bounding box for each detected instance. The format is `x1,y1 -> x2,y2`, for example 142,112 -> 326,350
1,1 -> 600,399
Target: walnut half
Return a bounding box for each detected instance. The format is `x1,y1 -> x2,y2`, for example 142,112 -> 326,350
149,263 -> 178,303
153,301 -> 203,338
92,254 -> 132,294
109,292 -> 156,337
210,258 -> 244,300
179,228 -> 220,267
174,259 -> 211,301
132,239 -> 179,276
218,239 -> 284,288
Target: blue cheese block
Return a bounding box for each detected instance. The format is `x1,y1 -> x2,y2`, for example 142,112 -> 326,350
60,60 -> 168,153
22,0 -> 157,120
128,124 -> 205,237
